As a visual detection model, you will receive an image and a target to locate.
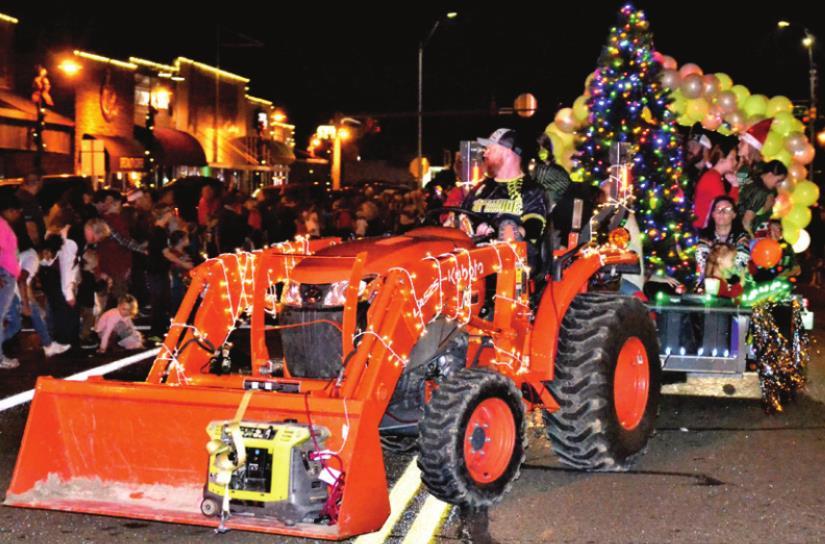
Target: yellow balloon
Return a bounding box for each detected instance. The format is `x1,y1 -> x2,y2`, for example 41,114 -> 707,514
686,98 -> 710,123
730,85 -> 751,106
785,205 -> 812,228
573,95 -> 589,123
714,73 -> 733,91
761,132 -> 785,158
791,180 -> 820,207
774,149 -> 793,167
766,95 -> 793,117
546,122 -> 575,148
771,111 -> 798,137
782,222 -> 801,244
743,94 -> 769,117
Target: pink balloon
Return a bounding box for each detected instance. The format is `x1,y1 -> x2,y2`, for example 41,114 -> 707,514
661,55 -> 678,71
681,73 -> 704,99
702,74 -> 720,97
715,91 -> 738,114
725,110 -> 746,131
679,63 -> 703,78
784,132 -> 808,154
793,143 -> 816,165
660,70 -> 681,90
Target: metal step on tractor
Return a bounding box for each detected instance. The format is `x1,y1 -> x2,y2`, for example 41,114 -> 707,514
6,204 -> 661,539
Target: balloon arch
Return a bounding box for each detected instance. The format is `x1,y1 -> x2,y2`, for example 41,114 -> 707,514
545,55 -> 818,253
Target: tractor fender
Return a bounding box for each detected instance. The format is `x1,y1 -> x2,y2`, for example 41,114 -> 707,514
530,250 -> 638,380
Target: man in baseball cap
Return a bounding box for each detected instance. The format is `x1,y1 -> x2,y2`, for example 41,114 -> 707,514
461,128 -> 547,263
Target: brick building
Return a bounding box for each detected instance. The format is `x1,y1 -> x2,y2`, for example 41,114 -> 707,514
0,12 -> 73,179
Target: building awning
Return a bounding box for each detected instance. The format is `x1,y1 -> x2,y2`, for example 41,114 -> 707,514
0,89 -> 74,128
137,126 -> 207,166
267,140 -> 295,165
85,134 -> 145,172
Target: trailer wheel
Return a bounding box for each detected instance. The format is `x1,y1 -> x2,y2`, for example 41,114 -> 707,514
544,293 -> 661,470
200,497 -> 220,517
418,369 -> 525,507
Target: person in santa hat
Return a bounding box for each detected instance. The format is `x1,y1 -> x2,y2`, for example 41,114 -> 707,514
735,119 -> 772,187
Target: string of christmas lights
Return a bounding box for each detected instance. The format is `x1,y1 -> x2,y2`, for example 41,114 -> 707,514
749,299 -> 809,413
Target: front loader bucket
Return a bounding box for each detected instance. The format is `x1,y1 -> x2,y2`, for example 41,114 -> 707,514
5,377 -> 390,540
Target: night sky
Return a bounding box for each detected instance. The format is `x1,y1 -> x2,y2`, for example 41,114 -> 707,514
4,1 -> 823,164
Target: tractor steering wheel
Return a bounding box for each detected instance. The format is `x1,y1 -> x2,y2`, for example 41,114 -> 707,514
423,207 -> 505,243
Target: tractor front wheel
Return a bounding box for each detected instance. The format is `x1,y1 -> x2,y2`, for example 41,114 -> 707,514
544,293 -> 661,471
418,369 -> 525,507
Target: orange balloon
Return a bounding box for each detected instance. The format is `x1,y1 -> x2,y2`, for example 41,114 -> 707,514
751,238 -> 783,269
788,162 -> 808,182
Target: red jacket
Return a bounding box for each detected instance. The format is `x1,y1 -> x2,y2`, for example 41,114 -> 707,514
693,170 -> 727,229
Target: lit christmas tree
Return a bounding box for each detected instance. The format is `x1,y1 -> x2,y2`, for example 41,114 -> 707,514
574,3 -> 695,283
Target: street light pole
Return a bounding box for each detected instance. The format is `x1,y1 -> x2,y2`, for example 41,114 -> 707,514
804,30 -> 818,144
417,12 -> 457,186
779,21 -> 818,144
417,41 -> 424,185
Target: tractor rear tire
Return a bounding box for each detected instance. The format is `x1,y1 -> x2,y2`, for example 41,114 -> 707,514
418,368 -> 525,507
544,293 -> 661,471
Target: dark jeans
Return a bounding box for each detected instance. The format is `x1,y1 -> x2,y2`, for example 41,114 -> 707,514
49,296 -> 79,345
148,271 -> 171,337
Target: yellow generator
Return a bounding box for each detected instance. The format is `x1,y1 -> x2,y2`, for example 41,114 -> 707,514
201,420 -> 330,526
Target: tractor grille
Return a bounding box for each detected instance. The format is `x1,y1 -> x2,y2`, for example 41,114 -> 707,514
280,307 -> 343,379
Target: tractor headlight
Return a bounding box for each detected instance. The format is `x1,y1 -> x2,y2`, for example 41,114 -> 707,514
281,280 -> 367,308
281,281 -> 303,306
322,280 -> 367,307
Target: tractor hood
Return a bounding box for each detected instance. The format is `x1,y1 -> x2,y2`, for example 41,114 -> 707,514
290,226 -> 473,284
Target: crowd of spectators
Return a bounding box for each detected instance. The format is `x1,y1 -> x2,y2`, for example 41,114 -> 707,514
0,175 -> 435,368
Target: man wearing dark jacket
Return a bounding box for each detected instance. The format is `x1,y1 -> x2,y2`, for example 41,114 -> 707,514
462,128 -> 547,248
216,193 -> 249,254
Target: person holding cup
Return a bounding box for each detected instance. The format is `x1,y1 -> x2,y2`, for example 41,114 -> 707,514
702,243 -> 744,298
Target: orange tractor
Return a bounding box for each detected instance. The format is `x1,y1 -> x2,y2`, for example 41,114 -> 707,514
6,212 -> 661,539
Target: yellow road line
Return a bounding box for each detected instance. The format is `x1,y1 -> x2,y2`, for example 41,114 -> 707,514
401,494 -> 452,544
353,457 -> 422,544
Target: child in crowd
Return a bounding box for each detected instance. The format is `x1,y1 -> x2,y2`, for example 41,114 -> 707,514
77,249 -> 109,349
703,243 -> 744,299
95,294 -> 144,353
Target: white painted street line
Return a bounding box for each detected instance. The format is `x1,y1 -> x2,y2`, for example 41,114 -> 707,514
401,494 -> 452,544
0,348 -> 159,413
353,457 -> 423,544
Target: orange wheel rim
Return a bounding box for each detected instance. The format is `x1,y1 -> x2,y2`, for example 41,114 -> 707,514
463,397 -> 516,484
614,337 -> 650,430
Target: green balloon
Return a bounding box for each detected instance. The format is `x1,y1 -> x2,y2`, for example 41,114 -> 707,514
743,94 -> 769,117
761,132 -> 785,157
715,72 -> 733,91
785,205 -> 812,228
730,85 -> 751,107
766,95 -> 793,117
792,181 -> 820,207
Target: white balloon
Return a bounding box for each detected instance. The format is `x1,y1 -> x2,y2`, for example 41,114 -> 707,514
792,229 -> 811,253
